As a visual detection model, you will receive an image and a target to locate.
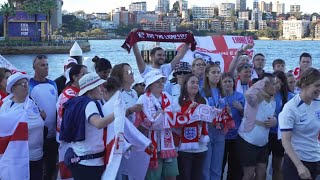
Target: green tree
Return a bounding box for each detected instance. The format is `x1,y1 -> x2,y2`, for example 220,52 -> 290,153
61,14 -> 91,35
172,1 -> 179,12
23,0 -> 46,41
0,2 -> 15,40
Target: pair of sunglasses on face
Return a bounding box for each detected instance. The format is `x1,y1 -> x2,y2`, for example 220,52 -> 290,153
175,71 -> 192,75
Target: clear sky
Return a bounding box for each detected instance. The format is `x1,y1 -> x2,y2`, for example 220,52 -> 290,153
0,0 -> 318,14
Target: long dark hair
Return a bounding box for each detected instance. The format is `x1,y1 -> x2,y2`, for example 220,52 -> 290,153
273,71 -> 290,108
202,63 -> 222,97
66,64 -> 87,87
178,74 -> 206,106
92,56 -> 112,72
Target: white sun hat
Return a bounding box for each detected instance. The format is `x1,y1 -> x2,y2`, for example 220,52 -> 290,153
78,72 -> 106,96
6,72 -> 30,93
64,57 -> 78,67
144,70 -> 166,90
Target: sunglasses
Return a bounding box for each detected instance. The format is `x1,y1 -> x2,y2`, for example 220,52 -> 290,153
208,61 -> 221,66
175,71 -> 191,75
127,70 -> 134,75
136,83 -> 145,87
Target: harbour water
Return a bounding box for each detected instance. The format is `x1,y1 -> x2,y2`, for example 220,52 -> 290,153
2,39 -> 320,79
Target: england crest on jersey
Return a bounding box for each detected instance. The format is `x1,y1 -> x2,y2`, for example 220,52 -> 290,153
184,127 -> 197,140
315,111 -> 320,121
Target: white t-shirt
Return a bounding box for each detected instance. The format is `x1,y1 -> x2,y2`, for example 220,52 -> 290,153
29,78 -> 58,139
279,95 -> 320,162
121,89 -> 138,123
141,64 -> 172,78
71,101 -> 104,166
0,98 -> 44,161
239,100 -> 276,147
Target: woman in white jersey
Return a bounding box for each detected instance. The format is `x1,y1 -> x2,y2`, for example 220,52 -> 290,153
279,68 -> 320,180
237,73 -> 277,180
60,72 -> 115,180
0,72 -> 44,180
110,63 -> 143,123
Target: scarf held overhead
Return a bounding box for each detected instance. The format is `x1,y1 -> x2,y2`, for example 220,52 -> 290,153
121,29 -> 197,53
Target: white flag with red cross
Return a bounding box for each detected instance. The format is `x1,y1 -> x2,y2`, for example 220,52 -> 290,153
176,35 -> 254,72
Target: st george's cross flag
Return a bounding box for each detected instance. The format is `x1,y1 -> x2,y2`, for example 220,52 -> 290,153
0,103 -> 29,179
102,91 -> 151,180
176,35 -> 254,72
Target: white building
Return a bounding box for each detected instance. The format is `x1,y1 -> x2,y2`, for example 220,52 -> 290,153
258,20 -> 267,30
211,19 -> 222,31
252,8 -> 262,21
129,1 -> 147,12
179,0 -> 188,14
276,1 -> 285,15
157,0 -> 170,14
239,11 -> 249,20
248,20 -> 256,30
92,13 -> 109,19
236,0 -> 247,11
219,3 -> 235,18
192,6 -> 216,19
224,20 -> 235,31
283,17 -> 310,39
194,19 -> 210,30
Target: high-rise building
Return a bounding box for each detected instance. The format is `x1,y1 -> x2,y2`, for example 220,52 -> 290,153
219,3 -> 236,18
253,0 -> 259,10
290,5 -> 301,13
276,1 -> 285,15
236,0 -> 247,11
129,1 -> 147,12
179,0 -> 188,14
157,0 -> 170,14
260,1 -> 266,12
265,2 -> 273,12
252,8 -> 262,21
239,11 -> 250,20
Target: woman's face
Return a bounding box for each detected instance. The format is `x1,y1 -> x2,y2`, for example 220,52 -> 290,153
122,65 -> 134,86
207,66 -> 221,85
221,76 -> 234,92
12,78 -> 29,98
187,75 -> 199,96
303,79 -> 320,100
133,83 -> 145,96
97,68 -> 111,80
192,59 -> 206,78
149,78 -> 164,94
238,68 -> 252,83
89,84 -> 104,100
0,72 -> 11,90
287,76 -> 295,92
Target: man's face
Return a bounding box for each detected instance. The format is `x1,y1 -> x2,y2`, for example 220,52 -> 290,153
152,50 -> 165,66
33,58 -> 49,78
273,63 -> 285,72
299,57 -> 312,72
253,55 -> 265,70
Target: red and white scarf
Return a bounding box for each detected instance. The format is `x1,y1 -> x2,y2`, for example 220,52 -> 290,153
213,107 -> 235,134
135,92 -> 177,169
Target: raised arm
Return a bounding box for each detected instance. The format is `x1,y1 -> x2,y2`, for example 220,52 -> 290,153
228,44 -> 253,76
170,43 -> 189,70
133,43 -> 146,74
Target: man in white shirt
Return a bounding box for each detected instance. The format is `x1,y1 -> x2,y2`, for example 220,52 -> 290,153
132,39 -> 190,78
29,55 -> 58,180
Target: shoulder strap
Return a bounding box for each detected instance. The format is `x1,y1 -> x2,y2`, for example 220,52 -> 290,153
94,100 -> 104,118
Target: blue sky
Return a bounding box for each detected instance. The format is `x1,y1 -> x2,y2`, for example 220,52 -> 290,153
0,0 -> 318,14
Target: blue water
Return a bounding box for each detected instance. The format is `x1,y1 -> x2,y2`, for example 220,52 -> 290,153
2,39 -> 320,79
